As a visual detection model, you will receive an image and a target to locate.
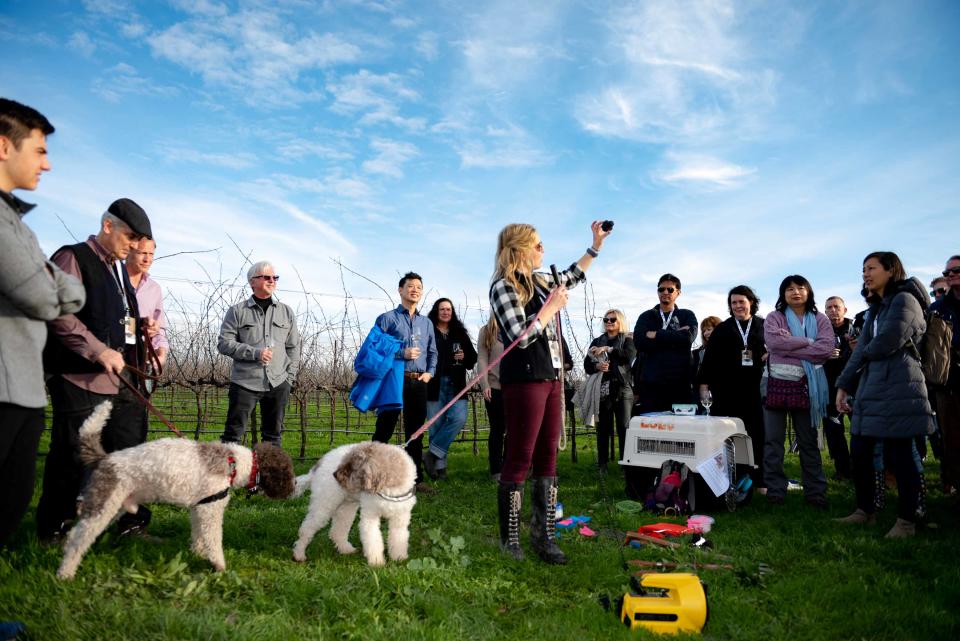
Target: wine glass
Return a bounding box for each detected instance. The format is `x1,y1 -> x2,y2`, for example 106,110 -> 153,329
700,390 -> 713,416
452,342 -> 462,366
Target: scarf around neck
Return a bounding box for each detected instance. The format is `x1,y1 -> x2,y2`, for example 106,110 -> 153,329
785,309 -> 829,427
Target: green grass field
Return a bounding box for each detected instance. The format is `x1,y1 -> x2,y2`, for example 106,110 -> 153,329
2,432 -> 959,641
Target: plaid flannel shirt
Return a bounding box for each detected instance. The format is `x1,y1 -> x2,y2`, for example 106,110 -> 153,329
490,264 -> 585,349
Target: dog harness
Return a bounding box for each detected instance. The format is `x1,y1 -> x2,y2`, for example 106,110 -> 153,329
195,452 -> 260,506
376,485 -> 416,502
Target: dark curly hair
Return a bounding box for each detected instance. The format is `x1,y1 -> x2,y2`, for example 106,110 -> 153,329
427,298 -> 473,343
253,443 -> 295,499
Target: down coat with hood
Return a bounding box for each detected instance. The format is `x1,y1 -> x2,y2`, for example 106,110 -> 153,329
836,277 -> 935,438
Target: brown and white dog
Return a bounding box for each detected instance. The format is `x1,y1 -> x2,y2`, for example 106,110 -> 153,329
57,401 -> 295,579
292,442 -> 417,566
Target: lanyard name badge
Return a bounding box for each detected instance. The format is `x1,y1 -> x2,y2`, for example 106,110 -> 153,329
737,318 -> 754,366
659,308 -> 675,330
113,263 -> 136,345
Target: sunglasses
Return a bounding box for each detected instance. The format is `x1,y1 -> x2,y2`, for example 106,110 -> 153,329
534,242 -> 544,252
943,266 -> 960,277
931,287 -> 947,296
657,287 -> 676,294
602,317 -> 618,324
253,275 -> 280,282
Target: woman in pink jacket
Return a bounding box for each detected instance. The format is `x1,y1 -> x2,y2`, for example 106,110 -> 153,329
763,275 -> 835,508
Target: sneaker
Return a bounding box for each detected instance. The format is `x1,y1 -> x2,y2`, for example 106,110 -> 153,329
436,467 -> 448,481
885,518 -> 916,539
834,509 -> 876,525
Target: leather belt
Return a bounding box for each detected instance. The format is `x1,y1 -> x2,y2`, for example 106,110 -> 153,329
404,371 -> 424,381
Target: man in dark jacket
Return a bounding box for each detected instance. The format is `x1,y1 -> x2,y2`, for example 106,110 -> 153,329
930,255 -> 960,495
823,296 -> 853,480
36,199 -> 155,542
633,274 -> 698,412
0,99 -> 85,547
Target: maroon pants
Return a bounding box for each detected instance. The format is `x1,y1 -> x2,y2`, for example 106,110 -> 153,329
501,381 -> 563,483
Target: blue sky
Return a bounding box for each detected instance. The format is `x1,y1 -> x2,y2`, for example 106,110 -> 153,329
2,0 -> 958,351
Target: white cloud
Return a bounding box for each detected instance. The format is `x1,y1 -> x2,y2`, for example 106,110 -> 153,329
415,31 -> 439,61
575,0 -> 778,143
121,22 -> 147,38
82,0 -> 131,15
68,31 -> 97,57
391,17 -> 417,29
456,122 -> 553,169
362,138 -> 419,177
655,153 -> 756,188
147,8 -> 362,104
275,137 -> 354,162
91,63 -> 180,102
327,70 -> 425,130
156,144 -> 258,170
456,2 -> 567,91
268,173 -> 376,200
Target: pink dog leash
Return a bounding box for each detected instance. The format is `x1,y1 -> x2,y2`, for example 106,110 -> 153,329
404,288 -> 559,447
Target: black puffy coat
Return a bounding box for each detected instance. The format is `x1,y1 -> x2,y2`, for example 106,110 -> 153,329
837,278 -> 935,438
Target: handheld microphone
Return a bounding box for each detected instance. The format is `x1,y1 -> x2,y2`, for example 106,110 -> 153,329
550,264 -> 561,287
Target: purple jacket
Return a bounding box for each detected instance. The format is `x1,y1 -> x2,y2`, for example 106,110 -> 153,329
764,310 -> 834,368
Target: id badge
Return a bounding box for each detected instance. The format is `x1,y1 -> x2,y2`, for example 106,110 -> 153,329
741,349 -> 753,366
124,316 -> 137,345
549,339 -> 563,369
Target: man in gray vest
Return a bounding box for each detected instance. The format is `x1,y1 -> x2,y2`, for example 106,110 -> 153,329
37,198 -> 155,542
218,261 -> 301,447
0,98 -> 85,547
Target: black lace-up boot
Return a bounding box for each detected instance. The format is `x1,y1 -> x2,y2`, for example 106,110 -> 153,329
497,481 -> 524,560
530,477 -> 567,565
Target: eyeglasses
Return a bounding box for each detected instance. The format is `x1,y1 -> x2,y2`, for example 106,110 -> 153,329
931,287 -> 947,296
602,317 -> 618,324
943,266 -> 960,277
253,275 -> 280,282
657,287 -> 676,294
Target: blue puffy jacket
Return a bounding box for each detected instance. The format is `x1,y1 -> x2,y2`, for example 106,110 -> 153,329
350,325 -> 404,412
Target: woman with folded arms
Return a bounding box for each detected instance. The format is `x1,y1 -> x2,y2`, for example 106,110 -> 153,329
763,275 -> 833,509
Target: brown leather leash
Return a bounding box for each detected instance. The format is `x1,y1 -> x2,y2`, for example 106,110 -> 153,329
109,325 -> 184,438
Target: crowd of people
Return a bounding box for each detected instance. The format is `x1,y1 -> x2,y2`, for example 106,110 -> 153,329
2,96 -> 959,576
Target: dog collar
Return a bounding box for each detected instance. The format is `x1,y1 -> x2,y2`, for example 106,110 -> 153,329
195,452 -> 257,506
376,485 -> 416,502
246,451 -> 260,492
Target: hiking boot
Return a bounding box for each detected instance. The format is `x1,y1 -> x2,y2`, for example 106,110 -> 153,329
885,518 -> 916,539
834,509 -> 876,525
497,482 -> 524,561
530,477 -> 567,565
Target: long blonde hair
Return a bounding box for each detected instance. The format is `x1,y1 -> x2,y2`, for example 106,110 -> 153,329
480,314 -> 500,350
493,223 -> 543,306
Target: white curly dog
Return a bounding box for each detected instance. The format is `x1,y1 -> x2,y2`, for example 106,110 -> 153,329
57,401 -> 295,579
292,442 -> 417,567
